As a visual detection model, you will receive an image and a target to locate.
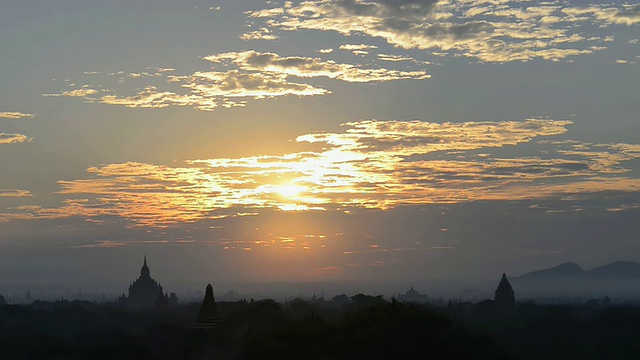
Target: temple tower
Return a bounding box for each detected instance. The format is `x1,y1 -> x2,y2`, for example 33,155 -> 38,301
494,273 -> 516,310
141,255 -> 150,278
122,256 -> 165,308
196,284 -> 219,328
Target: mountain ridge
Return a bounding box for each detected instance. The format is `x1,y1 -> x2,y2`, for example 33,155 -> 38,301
513,260 -> 640,284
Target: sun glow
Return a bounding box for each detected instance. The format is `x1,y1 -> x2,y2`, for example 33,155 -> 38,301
17,119 -> 638,227
277,184 -> 307,198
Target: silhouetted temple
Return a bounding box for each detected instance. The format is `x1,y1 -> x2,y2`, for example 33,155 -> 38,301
397,287 -> 429,303
118,256 -> 168,308
196,284 -> 219,328
494,273 -> 516,310
184,284 -> 221,360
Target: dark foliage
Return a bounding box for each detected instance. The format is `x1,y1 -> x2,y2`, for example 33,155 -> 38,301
2,297 -> 640,359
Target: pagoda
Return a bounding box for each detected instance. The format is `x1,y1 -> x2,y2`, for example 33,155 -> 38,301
120,256 -> 167,308
494,273 -> 516,310
196,284 -> 219,328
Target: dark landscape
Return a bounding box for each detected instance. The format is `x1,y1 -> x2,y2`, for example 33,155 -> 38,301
2,259 -> 640,359
2,0 -> 640,359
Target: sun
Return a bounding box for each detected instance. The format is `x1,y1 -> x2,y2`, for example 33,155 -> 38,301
277,184 -> 306,198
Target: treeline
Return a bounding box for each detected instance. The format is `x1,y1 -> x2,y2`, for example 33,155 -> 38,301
1,295 -> 640,359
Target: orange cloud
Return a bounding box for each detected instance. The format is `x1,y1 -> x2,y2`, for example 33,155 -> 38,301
4,119 -> 640,226
0,133 -> 31,144
0,189 -> 32,197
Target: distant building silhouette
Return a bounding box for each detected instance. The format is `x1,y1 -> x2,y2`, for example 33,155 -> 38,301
118,256 -> 169,308
184,284 -> 222,360
155,291 -> 169,309
494,273 -> 516,310
397,287 -> 429,303
196,284 -> 218,328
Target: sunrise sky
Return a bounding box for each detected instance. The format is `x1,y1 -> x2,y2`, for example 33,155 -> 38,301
1,0 -> 639,289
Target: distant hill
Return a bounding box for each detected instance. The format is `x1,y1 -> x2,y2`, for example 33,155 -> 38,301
588,261 -> 640,278
516,262 -> 585,282
510,261 -> 640,297
515,261 -> 640,281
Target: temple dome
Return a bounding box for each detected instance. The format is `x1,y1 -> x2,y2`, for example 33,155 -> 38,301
119,256 -> 166,309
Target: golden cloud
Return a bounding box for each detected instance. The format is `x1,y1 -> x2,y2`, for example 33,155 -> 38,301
0,133 -> 32,144
55,46 -> 432,111
204,51 -> 431,82
247,0 -> 638,62
0,112 -> 35,119
240,28 -> 280,40
0,189 -> 32,197
5,119 -> 640,227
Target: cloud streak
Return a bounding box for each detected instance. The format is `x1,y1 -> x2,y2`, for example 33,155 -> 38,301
53,47 -> 431,111
240,27 -> 280,40
0,112 -> 34,119
246,0 -> 639,62
0,189 -> 32,197
5,119 -> 640,226
205,50 -> 431,82
0,133 -> 31,144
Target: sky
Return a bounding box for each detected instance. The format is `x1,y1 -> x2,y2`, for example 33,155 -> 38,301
1,0 -> 639,293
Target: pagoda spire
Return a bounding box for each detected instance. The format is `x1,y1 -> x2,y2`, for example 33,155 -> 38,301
494,272 -> 515,310
196,284 -> 218,328
140,255 -> 150,278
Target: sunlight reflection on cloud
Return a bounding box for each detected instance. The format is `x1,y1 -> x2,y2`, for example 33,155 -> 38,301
4,119 -> 640,227
246,0 -> 639,62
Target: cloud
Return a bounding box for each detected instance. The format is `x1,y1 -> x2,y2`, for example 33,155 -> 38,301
247,0 -> 638,62
296,119 -> 572,155
100,86 -> 203,109
339,43 -> 379,55
343,246 -> 453,255
0,112 -> 34,119
44,85 -> 99,98
205,50 -> 430,82
60,88 -> 99,97
7,118 -> 640,226
0,133 -> 31,144
97,70 -> 327,111
377,54 -> 416,62
0,112 -> 34,144
67,88 -> 98,97
69,239 -> 195,248
240,27 -> 280,40
186,70 -> 329,97
614,4 -> 640,24
70,241 -> 131,249
0,189 -> 32,197
52,51 -> 359,112
314,266 -> 341,272
61,48 -> 429,112
563,4 -> 640,26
